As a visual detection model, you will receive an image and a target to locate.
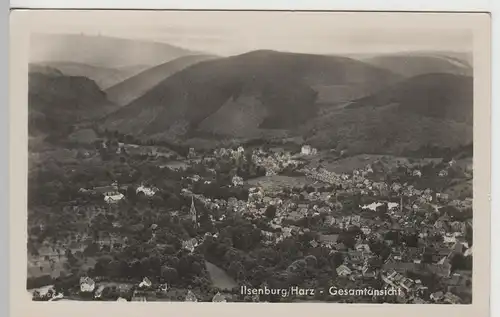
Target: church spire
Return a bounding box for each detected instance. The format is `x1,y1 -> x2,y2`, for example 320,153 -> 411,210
190,197 -> 197,227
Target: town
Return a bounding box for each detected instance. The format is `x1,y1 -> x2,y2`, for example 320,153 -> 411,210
27,133 -> 473,303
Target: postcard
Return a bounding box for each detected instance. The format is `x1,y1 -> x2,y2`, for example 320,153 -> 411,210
9,9 -> 491,317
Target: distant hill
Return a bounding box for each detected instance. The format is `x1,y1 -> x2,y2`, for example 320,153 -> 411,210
358,52 -> 472,78
30,33 -> 198,69
106,54 -> 218,106
347,73 -> 473,124
28,64 -> 63,76
103,50 -> 399,139
299,104 -> 472,155
36,62 -> 150,89
29,69 -> 118,136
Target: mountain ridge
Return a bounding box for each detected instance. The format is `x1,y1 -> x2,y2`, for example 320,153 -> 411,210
30,33 -> 199,69
105,54 -> 219,106
102,49 -> 400,138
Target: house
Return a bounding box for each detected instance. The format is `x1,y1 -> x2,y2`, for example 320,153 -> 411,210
425,262 -> 451,277
430,291 -> 444,301
361,226 -> 372,235
94,285 -> 105,298
414,279 -> 429,296
443,292 -> 461,304
158,284 -> 169,293
387,249 -> 403,261
336,264 -> 352,276
391,183 -> 402,193
412,170 -> 422,177
438,169 -> 448,177
382,270 -> 405,288
136,185 -> 158,197
212,292 -> 227,302
319,234 -> 339,247
351,215 -> 361,226
92,185 -> 119,194
104,192 -> 124,204
47,292 -> 64,301
434,215 -> 450,229
185,290 -> 198,302
361,265 -> 377,278
301,145 -> 317,155
450,221 -> 466,233
443,273 -> 469,293
161,161 -> 188,171
464,246 -> 473,257
139,277 -> 152,288
436,192 -> 450,203
282,227 -> 293,238
382,261 -> 418,274
355,242 -> 371,253
412,297 -> 427,304
188,147 -> 196,158
443,233 -> 457,244
79,276 -> 95,292
183,238 -> 198,252
232,175 -> 244,187
345,251 -> 369,270
405,247 -> 423,263
399,277 -> 415,292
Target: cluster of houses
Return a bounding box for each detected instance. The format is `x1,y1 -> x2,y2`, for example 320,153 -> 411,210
174,147 -> 472,303
78,182 -> 159,204
250,148 -> 301,176
58,143 -> 472,303
72,274 -> 229,302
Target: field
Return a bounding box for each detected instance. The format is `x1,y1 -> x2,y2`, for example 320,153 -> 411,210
444,179 -> 473,200
205,261 -> 238,291
307,153 -> 443,174
27,243 -> 97,279
246,175 -> 314,191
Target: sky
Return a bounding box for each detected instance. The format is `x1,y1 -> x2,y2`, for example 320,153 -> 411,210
28,11 -> 474,56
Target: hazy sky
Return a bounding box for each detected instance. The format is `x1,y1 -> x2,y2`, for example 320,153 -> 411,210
29,11 -> 473,56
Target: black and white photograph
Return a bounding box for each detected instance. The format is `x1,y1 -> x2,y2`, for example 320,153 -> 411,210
13,10 -> 490,307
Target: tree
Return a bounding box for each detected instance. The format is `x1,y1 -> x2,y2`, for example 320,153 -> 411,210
450,254 -> 472,272
265,205 -> 277,219
107,260 -> 122,278
84,242 -> 100,256
160,266 -> 179,283
465,224 -> 473,247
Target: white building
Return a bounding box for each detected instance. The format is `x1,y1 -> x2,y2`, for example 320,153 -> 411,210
139,277 -> 152,288
183,238 -> 198,253
438,169 -> 449,177
212,292 -> 227,302
336,264 -> 352,276
232,175 -> 244,187
136,185 -> 158,197
80,277 -> 95,292
104,192 -> 124,204
158,284 -> 169,293
301,145 -> 317,155
185,290 -> 198,302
